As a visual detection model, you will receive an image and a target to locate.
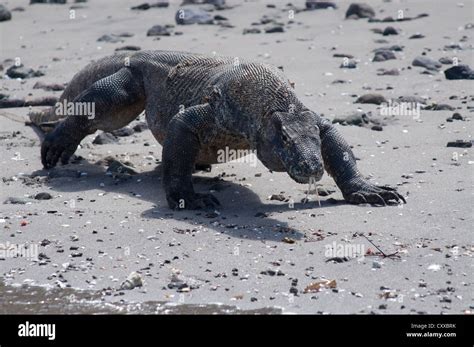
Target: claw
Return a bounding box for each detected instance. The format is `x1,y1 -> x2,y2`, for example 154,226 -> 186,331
385,191 -> 405,204
377,185 -> 396,191
396,192 -> 406,204
353,192 -> 368,204
372,193 -> 387,206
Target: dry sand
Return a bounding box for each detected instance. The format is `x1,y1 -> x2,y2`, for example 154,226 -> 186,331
0,0 -> 473,314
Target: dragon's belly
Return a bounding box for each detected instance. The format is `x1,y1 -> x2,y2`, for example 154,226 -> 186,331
196,133 -> 251,164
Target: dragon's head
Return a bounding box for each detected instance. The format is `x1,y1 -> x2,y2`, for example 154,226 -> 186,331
256,110 -> 324,184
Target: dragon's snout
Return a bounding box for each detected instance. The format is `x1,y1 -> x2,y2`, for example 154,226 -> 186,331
288,162 -> 324,184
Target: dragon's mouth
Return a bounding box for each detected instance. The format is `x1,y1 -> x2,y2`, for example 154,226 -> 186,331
289,173 -> 311,184
288,171 -> 323,184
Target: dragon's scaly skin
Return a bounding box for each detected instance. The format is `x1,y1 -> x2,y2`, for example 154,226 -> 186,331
34,50 -> 405,209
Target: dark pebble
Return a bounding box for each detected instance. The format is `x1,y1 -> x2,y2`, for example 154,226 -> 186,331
444,65 -> 474,80
92,132 -> 118,145
34,192 -> 52,200
382,26 -> 398,36
345,3 -> 375,19
355,94 -> 387,105
446,140 -> 472,148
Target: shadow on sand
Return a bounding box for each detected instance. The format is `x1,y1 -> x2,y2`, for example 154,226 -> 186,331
30,159 -> 345,243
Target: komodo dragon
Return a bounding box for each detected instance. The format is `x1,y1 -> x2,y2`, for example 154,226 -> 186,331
31,50 -> 406,209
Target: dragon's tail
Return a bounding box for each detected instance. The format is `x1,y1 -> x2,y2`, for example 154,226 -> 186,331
27,106 -> 64,134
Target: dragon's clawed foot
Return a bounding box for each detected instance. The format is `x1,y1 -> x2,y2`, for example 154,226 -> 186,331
342,179 -> 406,206
41,127 -> 81,169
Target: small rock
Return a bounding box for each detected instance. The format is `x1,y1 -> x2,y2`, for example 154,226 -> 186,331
373,45 -> 403,52
167,273 -> 201,291
333,53 -> 354,59
92,132 -> 118,145
306,1 -> 337,10
132,121 -> 148,132
355,94 -> 387,105
340,60 -> 357,69
243,28 -> 261,34
34,192 -> 52,200
345,3 -> 375,19
331,79 -> 348,84
0,5 -> 12,22
33,81 -> 65,91
377,68 -> 400,76
131,3 -> 152,10
444,43 -> 462,50
260,269 -> 285,276
325,257 -> 349,263
115,46 -> 142,51
270,194 -> 286,201
382,26 -> 398,36
412,56 -> 442,71
333,113 -> 370,126
205,211 -> 219,218
254,212 -> 269,218
30,0 -> 67,3
397,95 -> 428,105
131,2 -> 169,10
29,96 -> 58,106
444,65 -> 474,80
439,57 -> 454,65
182,0 -> 225,5
424,104 -> 455,111
409,33 -> 425,39
97,34 -> 124,43
4,197 -> 34,205
373,50 -> 396,62
107,160 -> 138,175
6,65 -> 44,79
372,260 -> 382,268
146,25 -> 172,36
265,25 -> 285,33
120,272 -> 143,290
446,140 -> 472,148
111,127 -> 134,137
289,286 -> 298,295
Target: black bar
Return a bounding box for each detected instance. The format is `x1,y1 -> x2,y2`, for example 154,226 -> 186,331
0,314 -> 471,346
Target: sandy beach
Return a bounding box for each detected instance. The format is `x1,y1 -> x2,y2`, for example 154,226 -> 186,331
0,0 -> 473,314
